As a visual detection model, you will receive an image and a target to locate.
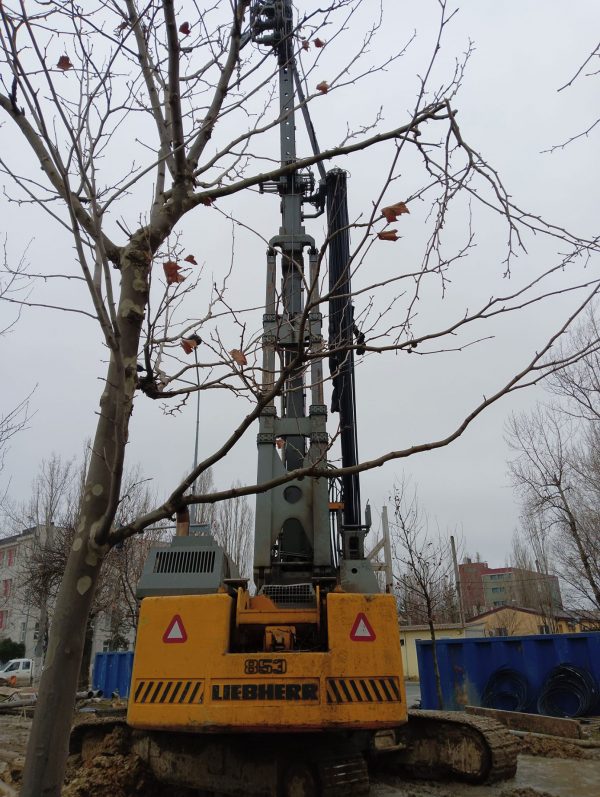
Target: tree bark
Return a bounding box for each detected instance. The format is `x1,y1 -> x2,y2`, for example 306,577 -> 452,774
20,535 -> 105,796
78,616 -> 95,689
20,235 -> 153,797
427,598 -> 444,710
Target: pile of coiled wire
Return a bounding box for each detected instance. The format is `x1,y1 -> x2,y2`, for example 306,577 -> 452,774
482,667 -> 530,712
537,664 -> 598,718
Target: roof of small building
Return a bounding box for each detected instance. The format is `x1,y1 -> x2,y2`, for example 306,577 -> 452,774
0,527 -> 35,546
468,605 -> 577,622
399,622 -> 484,632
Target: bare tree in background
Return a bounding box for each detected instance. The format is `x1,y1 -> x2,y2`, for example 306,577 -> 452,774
0,2 -> 598,793
213,483 -> 254,579
4,453 -> 76,671
391,482 -> 460,709
190,467 -> 217,528
509,525 -> 560,632
508,350 -> 600,611
10,452 -> 164,683
105,528 -> 167,647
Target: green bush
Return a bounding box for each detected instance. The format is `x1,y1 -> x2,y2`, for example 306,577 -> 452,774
0,638 -> 26,664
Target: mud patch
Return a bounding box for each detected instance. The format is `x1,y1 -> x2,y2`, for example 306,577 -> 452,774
63,725 -> 203,797
518,734 -> 591,760
500,788 -> 557,797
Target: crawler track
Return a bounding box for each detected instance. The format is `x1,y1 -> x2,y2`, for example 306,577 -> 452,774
70,709 -> 517,795
386,709 -> 518,783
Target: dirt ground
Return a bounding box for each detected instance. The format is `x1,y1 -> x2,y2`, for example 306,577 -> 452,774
1,714 -> 599,797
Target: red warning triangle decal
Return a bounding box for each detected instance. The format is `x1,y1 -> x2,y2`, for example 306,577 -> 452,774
162,614 -> 187,644
350,612 -> 376,642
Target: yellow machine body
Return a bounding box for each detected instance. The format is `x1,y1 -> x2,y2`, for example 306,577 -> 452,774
128,590 -> 407,733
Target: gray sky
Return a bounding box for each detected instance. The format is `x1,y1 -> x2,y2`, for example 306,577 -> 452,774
1,0 -> 599,569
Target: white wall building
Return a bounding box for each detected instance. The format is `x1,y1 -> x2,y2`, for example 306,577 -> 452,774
0,528 -> 38,657
0,527 -> 135,677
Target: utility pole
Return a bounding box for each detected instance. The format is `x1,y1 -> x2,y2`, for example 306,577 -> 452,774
450,535 -> 465,626
381,506 -> 394,594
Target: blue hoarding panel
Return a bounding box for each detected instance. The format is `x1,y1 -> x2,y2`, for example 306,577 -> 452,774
92,651 -> 134,698
416,632 -> 600,717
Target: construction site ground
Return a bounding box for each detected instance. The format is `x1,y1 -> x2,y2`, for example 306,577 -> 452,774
1,712 -> 599,797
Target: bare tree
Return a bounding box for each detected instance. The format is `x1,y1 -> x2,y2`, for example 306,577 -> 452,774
485,607 -> 522,638
3,453 -> 76,671
391,482 -> 460,709
0,2 -> 597,794
509,527 -> 560,632
190,467 -> 217,528
508,309 -> 600,610
508,407 -> 600,610
213,482 -> 254,579
10,453 -> 161,679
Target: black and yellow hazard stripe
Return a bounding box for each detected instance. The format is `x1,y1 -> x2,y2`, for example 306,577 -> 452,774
325,677 -> 401,704
133,679 -> 204,704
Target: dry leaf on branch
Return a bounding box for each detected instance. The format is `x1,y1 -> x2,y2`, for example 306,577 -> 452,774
381,202 -> 409,222
314,38 -> 325,48
301,40 -> 310,51
163,261 -> 186,284
229,349 -> 248,366
181,334 -> 202,354
179,22 -> 191,35
316,81 -> 329,94
377,230 -> 399,242
184,254 -> 198,265
57,55 -> 73,70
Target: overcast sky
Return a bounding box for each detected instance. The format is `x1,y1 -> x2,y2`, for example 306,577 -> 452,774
1,0 -> 599,569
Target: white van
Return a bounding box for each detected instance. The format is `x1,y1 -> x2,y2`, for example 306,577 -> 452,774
0,658 -> 34,686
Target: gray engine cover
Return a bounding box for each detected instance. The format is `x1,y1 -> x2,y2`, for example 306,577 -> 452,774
136,535 -> 239,598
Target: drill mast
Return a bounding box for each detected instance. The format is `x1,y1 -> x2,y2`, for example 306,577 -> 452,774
250,0 -> 376,593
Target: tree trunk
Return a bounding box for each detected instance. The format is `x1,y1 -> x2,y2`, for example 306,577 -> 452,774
427,616 -> 444,710
20,535 -> 104,796
20,235 -> 152,797
33,593 -> 49,677
78,616 -> 96,689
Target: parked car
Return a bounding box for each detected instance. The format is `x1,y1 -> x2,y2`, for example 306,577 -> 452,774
0,658 -> 34,686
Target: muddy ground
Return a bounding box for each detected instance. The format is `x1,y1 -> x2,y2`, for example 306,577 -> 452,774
1,714 -> 599,797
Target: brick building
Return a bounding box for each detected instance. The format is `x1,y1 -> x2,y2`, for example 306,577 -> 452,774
458,558 -> 562,620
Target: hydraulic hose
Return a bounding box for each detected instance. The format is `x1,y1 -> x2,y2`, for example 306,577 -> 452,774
482,667 -> 530,712
537,664 -> 598,718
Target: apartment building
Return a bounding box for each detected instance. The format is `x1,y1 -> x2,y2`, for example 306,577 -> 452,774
0,528 -> 38,654
0,527 -> 131,673
459,558 -> 563,619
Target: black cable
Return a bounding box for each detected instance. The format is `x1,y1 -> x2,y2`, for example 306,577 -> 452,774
537,664 -> 598,718
482,668 -> 530,712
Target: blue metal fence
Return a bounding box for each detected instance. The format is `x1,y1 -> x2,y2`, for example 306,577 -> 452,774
416,632 -> 600,716
92,651 -> 134,699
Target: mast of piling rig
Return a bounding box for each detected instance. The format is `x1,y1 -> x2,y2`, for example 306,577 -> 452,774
250,0 -> 377,593
250,0 -> 331,589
